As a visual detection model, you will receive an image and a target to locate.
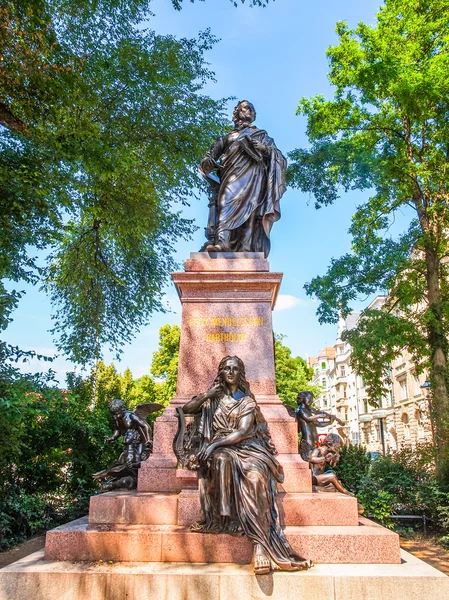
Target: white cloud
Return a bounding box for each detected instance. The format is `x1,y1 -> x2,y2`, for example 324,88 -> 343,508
274,294 -> 302,311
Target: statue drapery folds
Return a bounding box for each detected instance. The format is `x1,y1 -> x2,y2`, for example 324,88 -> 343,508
174,356 -> 312,574
200,101 -> 287,257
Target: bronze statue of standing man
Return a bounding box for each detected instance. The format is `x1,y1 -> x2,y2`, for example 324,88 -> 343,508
199,100 -> 287,257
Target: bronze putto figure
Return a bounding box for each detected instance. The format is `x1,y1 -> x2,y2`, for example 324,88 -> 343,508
93,399 -> 163,491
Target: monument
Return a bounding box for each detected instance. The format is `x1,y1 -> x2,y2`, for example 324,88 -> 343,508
1,101 -> 448,600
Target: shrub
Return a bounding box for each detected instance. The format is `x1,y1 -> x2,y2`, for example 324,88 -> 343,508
334,443 -> 371,494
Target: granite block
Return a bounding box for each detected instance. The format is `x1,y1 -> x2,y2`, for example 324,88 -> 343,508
43,517 -> 401,564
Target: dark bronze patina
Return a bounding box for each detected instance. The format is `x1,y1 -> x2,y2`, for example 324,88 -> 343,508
174,356 -> 312,575
308,432 -> 354,496
288,391 -> 344,461
93,399 -> 163,491
199,101 -> 286,257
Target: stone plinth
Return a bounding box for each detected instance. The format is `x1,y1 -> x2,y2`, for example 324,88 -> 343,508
88,491 -> 359,528
3,550 -> 448,600
139,252 -> 310,495
44,516 -> 401,565
3,549 -> 449,600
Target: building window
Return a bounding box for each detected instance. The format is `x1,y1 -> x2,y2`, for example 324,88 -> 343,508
414,375 -> 421,396
322,378 -> 326,388
402,413 -> 410,440
341,366 -> 346,377
321,362 -> 326,370
399,379 -> 408,401
389,391 -> 394,407
364,399 -> 368,413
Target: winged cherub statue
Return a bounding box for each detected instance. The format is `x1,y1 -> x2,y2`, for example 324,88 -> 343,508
92,399 -> 163,491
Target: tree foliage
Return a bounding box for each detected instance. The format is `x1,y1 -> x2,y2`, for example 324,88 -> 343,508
287,0 -> 449,483
274,334 -> 319,406
0,0 -> 228,365
171,0 -> 270,8
150,323 -> 181,404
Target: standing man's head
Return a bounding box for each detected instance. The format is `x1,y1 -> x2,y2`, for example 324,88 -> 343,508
233,100 -> 256,128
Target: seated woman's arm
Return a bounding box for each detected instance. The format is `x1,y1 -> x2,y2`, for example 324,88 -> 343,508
183,382 -> 222,414
197,413 -> 254,462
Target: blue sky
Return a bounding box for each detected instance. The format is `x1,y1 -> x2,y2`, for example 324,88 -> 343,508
5,0 -> 388,381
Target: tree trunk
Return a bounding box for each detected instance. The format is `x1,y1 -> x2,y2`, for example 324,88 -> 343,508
425,244 -> 449,485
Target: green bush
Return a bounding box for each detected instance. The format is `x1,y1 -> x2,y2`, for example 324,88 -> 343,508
334,443 -> 371,494
342,442 -> 449,534
0,371 -> 116,550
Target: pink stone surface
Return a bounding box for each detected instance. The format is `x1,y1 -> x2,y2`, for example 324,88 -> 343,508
174,296 -> 279,397
45,517 -> 401,564
185,252 -> 268,272
138,466 -> 183,493
277,454 -> 313,493
177,490 -> 203,525
278,493 -> 359,526
172,257 -> 282,398
285,518 -> 401,564
176,491 -> 358,527
88,492 -> 179,525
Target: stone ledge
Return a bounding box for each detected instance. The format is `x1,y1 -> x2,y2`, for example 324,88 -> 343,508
1,550 -> 448,600
44,516 -> 401,564
89,491 -> 359,527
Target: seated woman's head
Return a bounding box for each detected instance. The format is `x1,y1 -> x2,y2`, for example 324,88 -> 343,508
216,355 -> 252,397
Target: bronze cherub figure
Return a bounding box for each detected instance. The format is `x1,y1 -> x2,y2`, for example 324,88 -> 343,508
93,399 -> 163,491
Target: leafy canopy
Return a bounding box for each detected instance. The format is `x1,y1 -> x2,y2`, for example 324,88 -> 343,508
0,0 -> 228,365
288,0 -> 449,481
287,0 -> 449,397
274,334 -> 319,406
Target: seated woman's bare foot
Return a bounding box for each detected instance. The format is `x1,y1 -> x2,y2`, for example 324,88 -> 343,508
190,521 -> 207,532
272,557 -> 313,571
291,558 -> 313,570
227,520 -> 244,536
253,544 -> 271,575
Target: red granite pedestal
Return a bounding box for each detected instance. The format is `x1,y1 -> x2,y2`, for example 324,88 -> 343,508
42,253 -> 402,566
2,253 -> 449,599
139,251 -> 311,496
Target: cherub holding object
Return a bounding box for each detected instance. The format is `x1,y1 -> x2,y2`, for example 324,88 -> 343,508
308,433 -> 353,495
93,399 -> 163,491
287,391 -> 345,461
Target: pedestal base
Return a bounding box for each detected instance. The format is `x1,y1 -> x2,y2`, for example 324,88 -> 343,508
2,549 -> 448,600
44,516 -> 401,564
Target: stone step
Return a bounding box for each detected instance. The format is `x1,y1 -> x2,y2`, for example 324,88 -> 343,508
2,549 -> 447,600
45,516 -> 400,564
88,491 -> 359,527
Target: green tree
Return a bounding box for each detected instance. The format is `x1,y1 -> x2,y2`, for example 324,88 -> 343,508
287,0 -> 449,483
129,375 -> 157,408
274,334 -> 318,406
120,368 -> 134,404
92,361 -> 122,408
151,324 -> 181,405
0,1 -> 228,366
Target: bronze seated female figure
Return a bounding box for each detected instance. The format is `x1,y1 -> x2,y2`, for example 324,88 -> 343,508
173,355 -> 312,575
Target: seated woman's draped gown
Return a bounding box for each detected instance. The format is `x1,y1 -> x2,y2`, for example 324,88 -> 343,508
181,391 -> 304,570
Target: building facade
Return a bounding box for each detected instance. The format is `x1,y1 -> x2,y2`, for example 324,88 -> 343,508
308,297 -> 433,454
